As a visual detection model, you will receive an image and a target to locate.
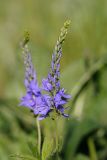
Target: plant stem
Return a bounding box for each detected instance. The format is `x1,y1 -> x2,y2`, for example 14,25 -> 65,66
87,137 -> 98,160
55,119 -> 59,159
36,119 -> 41,156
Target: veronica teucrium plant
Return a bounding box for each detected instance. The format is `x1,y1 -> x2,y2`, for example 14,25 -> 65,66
19,20 -> 71,159
20,20 -> 71,120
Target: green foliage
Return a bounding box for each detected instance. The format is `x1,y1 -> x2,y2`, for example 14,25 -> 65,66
75,154 -> 89,160
61,58 -> 107,159
42,136 -> 55,160
10,154 -> 37,160
27,141 -> 40,159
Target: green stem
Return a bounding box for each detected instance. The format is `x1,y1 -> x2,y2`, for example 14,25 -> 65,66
36,119 -> 41,156
55,119 -> 59,159
87,137 -> 98,160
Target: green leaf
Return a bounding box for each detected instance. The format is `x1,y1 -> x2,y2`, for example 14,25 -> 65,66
27,141 -> 40,159
10,154 -> 37,160
65,119 -> 99,160
64,63 -> 107,159
42,136 -> 55,160
83,68 -> 107,125
75,154 -> 90,160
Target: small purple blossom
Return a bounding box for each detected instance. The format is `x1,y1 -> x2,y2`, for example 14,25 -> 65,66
33,95 -> 51,119
20,21 -> 71,120
20,92 -> 35,109
42,78 -> 53,91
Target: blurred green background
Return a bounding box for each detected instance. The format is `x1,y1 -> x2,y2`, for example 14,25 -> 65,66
0,0 -> 107,159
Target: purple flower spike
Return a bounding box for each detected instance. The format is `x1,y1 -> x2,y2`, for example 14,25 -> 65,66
20,21 -> 71,120
40,45 -> 71,119
23,51 -> 37,88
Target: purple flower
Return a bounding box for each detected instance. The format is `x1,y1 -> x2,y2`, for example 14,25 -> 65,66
20,92 -> 35,109
20,45 -> 71,120
34,95 -> 52,120
56,105 -> 69,117
42,78 -> 53,91
53,89 -> 71,117
20,21 -> 71,120
58,88 -> 71,100
41,47 -> 71,118
28,80 -> 41,96
20,44 -> 53,120
54,93 -> 66,107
